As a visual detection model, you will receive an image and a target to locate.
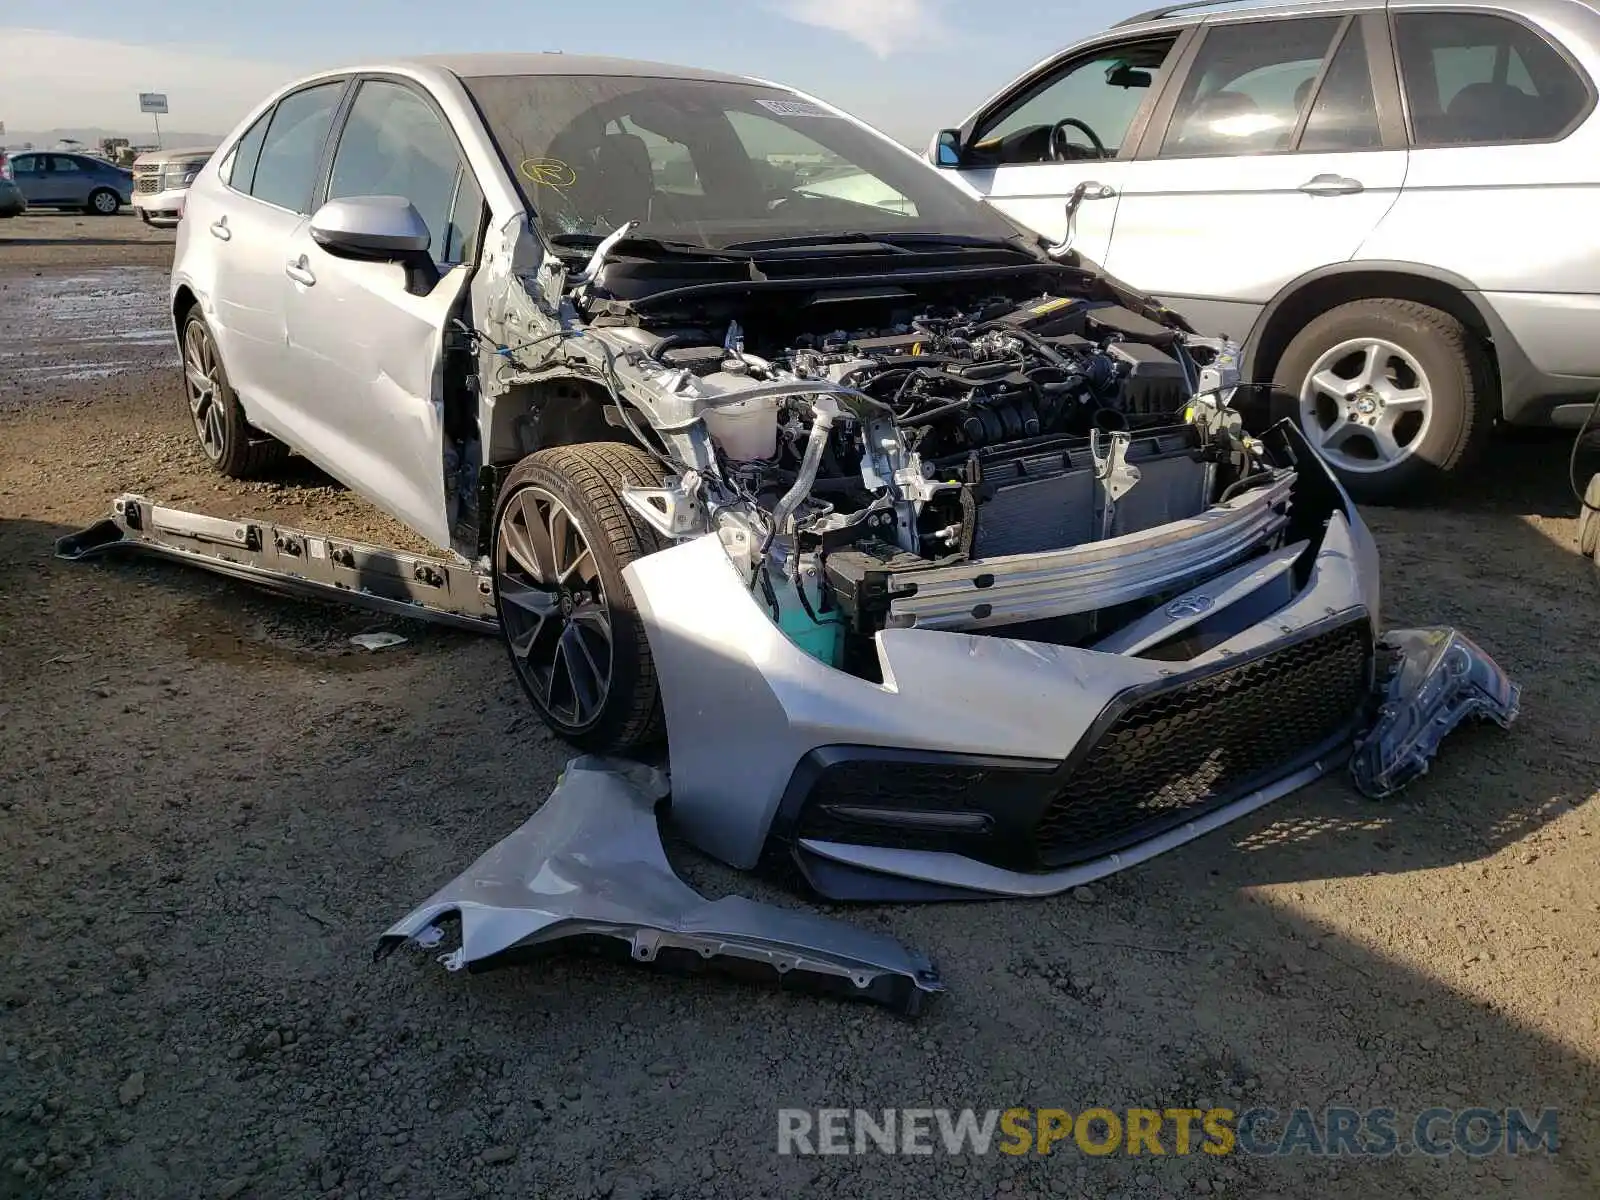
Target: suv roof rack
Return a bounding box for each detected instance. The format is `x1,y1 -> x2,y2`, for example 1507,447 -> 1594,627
1114,0 -> 1278,27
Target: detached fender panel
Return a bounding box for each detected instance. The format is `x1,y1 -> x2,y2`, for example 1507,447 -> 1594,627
376,756 -> 944,1015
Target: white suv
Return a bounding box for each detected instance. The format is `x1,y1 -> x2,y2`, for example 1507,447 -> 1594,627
934,0 -> 1600,500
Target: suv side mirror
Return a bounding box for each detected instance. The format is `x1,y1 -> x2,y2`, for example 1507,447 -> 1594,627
310,195 -> 440,296
931,128 -> 965,169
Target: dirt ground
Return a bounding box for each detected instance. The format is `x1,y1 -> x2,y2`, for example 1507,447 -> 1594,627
2,211 -> 1598,1200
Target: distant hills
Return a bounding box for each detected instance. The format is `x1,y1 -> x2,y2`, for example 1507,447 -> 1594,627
1,127 -> 223,152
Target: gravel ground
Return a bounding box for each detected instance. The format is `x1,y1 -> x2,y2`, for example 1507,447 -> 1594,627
2,218 -> 1598,1200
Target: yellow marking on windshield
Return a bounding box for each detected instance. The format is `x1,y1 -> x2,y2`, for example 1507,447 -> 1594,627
520,158 -> 577,189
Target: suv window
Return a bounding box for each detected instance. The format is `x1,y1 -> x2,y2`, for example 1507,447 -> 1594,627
250,81 -> 344,213
1163,17 -> 1341,156
972,38 -> 1177,164
1300,22 -> 1381,152
327,80 -> 479,265
1394,12 -> 1590,145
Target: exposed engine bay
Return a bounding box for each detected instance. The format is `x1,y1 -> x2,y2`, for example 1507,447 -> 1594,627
485,251 -> 1275,678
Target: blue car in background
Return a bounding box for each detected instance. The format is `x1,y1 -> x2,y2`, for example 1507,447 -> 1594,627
8,151 -> 133,215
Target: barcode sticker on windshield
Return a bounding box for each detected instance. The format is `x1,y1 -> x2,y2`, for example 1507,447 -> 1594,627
756,97 -> 841,119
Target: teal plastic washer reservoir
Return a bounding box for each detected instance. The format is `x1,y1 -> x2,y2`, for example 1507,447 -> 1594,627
778,595 -> 845,667
765,546 -> 845,667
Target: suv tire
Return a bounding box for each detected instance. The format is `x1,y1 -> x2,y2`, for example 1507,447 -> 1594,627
492,442 -> 669,754
1272,299 -> 1492,504
180,310 -> 289,478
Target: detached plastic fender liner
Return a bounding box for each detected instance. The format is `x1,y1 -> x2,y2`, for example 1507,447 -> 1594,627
376,756 -> 944,1016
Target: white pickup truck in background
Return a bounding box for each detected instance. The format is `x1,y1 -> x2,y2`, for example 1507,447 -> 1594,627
130,146 -> 214,227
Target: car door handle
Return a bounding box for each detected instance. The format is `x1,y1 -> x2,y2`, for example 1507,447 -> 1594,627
209,217 -> 231,241
284,256 -> 316,287
1299,174 -> 1364,196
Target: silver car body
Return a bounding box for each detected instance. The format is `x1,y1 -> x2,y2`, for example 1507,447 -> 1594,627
166,55 -> 1509,901
939,0 -> 1600,433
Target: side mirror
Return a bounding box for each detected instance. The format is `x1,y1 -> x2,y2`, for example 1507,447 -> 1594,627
310,195 -> 440,295
931,128 -> 964,169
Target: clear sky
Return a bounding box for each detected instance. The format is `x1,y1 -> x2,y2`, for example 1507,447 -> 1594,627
0,0 -> 1155,146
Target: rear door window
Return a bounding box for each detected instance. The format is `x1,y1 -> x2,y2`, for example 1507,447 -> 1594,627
249,81 -> 345,213
1394,11 -> 1592,145
1161,17 -> 1342,157
1299,21 -> 1383,152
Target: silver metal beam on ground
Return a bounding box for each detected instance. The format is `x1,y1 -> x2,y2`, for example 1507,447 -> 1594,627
55,494 -> 498,634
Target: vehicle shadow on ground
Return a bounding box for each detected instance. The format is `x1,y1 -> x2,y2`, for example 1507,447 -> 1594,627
1428,425 -> 1600,520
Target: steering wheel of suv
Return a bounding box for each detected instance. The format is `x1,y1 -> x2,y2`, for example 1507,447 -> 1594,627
1048,118 -> 1108,161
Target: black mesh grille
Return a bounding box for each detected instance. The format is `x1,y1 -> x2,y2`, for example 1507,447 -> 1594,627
1035,619 -> 1372,865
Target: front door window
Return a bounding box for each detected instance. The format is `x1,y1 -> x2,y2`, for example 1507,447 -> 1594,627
969,39 -> 1177,165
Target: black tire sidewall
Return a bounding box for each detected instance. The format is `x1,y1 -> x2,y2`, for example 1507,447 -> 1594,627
492,448 -> 664,753
183,312 -> 250,474
1272,301 -> 1479,503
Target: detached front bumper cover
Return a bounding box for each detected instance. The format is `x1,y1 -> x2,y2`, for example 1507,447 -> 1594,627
376,756 -> 944,1015
1351,627 -> 1521,800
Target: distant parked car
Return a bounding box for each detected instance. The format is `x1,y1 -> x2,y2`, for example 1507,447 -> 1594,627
932,0 -> 1600,501
0,153 -> 26,217
131,147 -> 214,227
8,151 -> 133,215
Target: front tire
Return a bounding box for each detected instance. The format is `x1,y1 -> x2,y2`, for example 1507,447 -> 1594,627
180,311 -> 288,478
87,188 -> 120,216
1272,299 -> 1492,504
492,442 -> 669,754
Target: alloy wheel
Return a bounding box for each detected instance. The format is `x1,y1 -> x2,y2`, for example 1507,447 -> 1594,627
92,190 -> 118,214
495,485 -> 614,730
183,321 -> 226,461
1299,337 -> 1433,473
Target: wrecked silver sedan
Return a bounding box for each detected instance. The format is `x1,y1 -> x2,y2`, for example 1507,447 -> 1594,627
71,55 -> 1516,905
